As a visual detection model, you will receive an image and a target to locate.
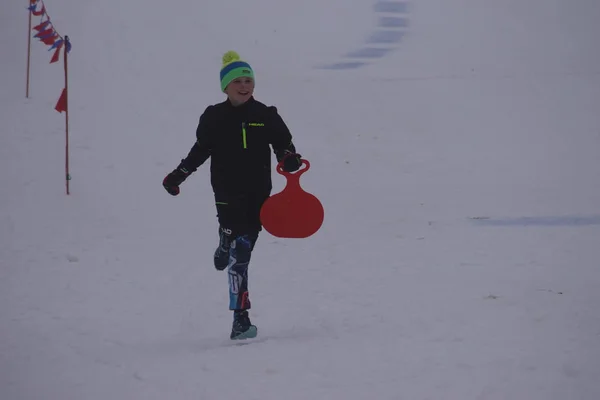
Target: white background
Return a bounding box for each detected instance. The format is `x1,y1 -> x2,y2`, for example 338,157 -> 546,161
2,0 -> 600,399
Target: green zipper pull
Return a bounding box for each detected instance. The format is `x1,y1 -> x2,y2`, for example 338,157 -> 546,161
241,122 -> 247,149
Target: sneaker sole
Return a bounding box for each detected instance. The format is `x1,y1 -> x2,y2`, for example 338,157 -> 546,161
231,326 -> 258,340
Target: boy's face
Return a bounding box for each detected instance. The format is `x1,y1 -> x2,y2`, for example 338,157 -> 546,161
226,77 -> 254,106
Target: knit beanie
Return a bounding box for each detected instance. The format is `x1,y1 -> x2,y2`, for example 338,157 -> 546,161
220,51 -> 255,92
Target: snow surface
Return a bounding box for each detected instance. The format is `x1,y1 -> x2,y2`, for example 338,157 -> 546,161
2,0 -> 600,399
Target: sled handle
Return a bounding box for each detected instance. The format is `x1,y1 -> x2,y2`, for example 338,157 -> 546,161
276,159 -> 310,177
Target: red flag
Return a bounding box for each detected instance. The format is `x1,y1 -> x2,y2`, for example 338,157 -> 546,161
33,20 -> 50,31
41,33 -> 58,46
32,5 -> 46,16
35,28 -> 54,38
50,41 -> 64,63
55,88 -> 67,113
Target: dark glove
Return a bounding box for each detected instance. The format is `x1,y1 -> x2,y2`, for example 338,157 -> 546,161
281,152 -> 302,172
162,165 -> 190,196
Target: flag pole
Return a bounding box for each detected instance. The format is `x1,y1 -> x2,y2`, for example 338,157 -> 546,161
64,36 -> 70,195
26,5 -> 32,98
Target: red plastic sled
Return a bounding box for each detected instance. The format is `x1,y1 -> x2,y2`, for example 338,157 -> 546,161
260,159 -> 324,238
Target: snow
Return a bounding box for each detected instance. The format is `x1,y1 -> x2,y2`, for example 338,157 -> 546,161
2,0 -> 600,399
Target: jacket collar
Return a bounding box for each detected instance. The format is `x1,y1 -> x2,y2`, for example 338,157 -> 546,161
226,96 -> 255,109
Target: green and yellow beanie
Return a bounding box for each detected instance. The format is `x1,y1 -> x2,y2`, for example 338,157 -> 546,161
220,51 -> 255,92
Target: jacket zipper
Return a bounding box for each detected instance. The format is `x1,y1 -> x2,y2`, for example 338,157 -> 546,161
241,122 -> 247,149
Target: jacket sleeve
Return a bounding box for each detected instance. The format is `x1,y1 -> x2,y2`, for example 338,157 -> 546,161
178,106 -> 214,173
267,106 -> 298,162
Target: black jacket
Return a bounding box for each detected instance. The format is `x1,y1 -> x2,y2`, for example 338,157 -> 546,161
178,97 -> 297,198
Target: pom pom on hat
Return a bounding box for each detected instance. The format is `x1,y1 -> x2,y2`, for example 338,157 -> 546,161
219,50 -> 255,92
222,50 -> 241,67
